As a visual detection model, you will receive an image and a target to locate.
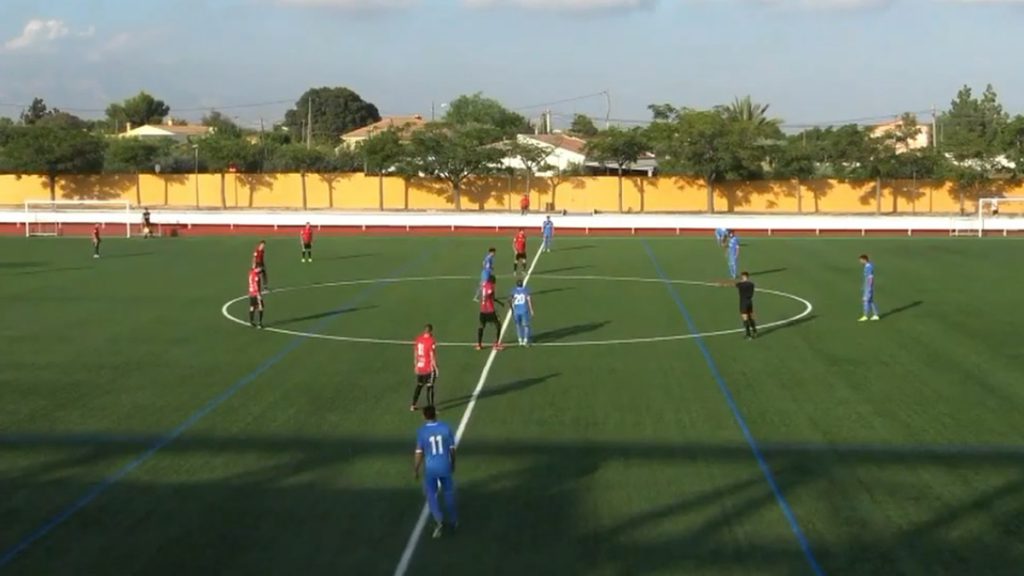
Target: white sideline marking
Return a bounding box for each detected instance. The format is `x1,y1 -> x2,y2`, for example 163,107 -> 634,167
391,252 -> 544,576
220,275 -> 814,347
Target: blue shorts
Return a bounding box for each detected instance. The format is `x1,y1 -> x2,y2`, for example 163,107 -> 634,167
514,310 -> 531,324
480,270 -> 491,282
425,474 -> 455,494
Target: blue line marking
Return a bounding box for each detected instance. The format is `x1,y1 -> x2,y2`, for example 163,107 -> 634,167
0,247 -> 439,569
641,240 -> 826,576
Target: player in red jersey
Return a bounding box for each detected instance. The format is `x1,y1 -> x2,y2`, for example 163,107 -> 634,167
512,229 -> 527,277
91,224 -> 101,259
476,274 -> 504,351
410,324 -> 439,411
300,223 -> 313,263
253,240 -> 268,291
248,265 -> 264,328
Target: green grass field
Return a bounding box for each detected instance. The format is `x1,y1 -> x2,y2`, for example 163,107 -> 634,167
1,233 -> 1022,576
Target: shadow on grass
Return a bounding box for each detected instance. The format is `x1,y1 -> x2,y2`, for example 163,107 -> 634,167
749,267 -> 787,276
532,321 -> 610,343
438,372 -> 560,410
530,286 -> 574,297
760,314 -> 818,336
557,244 -> 595,252
1,433 -> 1023,575
317,253 -> 377,262
272,305 -> 378,327
0,261 -> 47,270
883,300 -> 924,319
11,266 -> 92,276
535,265 -> 592,275
102,252 -> 155,259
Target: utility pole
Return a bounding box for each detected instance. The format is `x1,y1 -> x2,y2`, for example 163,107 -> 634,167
306,96 -> 313,149
931,106 -> 938,149
603,90 -> 612,129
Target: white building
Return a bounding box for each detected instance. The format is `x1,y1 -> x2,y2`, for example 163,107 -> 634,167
497,133 -> 588,176
119,120 -> 211,142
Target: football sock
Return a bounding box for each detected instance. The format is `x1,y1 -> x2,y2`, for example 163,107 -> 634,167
743,319 -> 751,336
477,327 -> 484,346
749,318 -> 757,334
412,384 -> 423,405
258,310 -> 264,324
426,385 -> 434,406
249,310 -> 254,323
494,323 -> 502,342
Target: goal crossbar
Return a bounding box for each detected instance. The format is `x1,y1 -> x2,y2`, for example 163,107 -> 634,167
974,196 -> 1024,238
24,200 -> 133,238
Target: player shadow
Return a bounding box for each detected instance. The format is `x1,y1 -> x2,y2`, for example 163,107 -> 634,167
536,265 -> 592,275
438,372 -> 561,410
0,261 -> 47,270
11,265 -> 92,276
883,300 -> 923,319
532,321 -> 611,343
558,244 -> 595,251
749,267 -> 786,276
530,286 -> 574,297
318,253 -> 377,262
101,252 -> 155,259
272,305 -> 378,326
759,314 -> 818,336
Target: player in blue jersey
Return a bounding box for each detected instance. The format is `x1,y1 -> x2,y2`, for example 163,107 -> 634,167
474,247 -> 496,302
510,280 -> 535,346
715,227 -> 729,247
726,231 -> 740,279
859,254 -> 880,321
414,405 -> 458,538
541,216 -> 554,253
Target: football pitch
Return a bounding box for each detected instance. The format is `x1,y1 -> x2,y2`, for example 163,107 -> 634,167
1,233 -> 1022,576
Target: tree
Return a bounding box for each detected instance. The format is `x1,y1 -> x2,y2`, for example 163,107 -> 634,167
0,126 -> 106,199
585,127 -> 648,212
20,97 -> 50,125
938,85 -> 1008,211
569,114 -> 599,138
503,139 -> 554,205
104,138 -> 167,173
283,87 -> 380,147
1000,115 -> 1024,179
443,93 -> 531,139
648,109 -> 737,211
407,123 -> 504,210
359,129 -> 408,210
202,110 -> 243,139
717,96 -> 780,130
106,91 -> 170,130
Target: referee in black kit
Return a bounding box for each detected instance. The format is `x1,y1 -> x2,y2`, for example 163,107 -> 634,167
721,272 -> 758,340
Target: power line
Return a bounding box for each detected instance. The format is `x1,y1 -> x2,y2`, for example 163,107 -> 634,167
512,92 -> 609,112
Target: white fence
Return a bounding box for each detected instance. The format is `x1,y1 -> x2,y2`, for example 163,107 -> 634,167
1,209 -> 1022,236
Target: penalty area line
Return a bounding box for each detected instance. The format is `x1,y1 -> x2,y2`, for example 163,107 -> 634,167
392,250 -> 545,576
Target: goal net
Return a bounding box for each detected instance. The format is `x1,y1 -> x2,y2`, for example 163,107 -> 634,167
24,200 -> 133,238
975,196 -> 1024,238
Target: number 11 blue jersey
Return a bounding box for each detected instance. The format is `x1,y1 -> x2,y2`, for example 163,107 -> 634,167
416,421 -> 455,477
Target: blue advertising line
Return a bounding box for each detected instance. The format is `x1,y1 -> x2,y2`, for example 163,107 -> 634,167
640,240 -> 826,576
0,245 -> 443,569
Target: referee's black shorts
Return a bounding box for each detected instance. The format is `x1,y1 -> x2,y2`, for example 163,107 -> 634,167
739,300 -> 754,315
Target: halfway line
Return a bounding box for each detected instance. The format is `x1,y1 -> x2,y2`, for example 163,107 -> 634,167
640,240 -> 827,576
392,250 -> 545,576
0,246 -> 440,569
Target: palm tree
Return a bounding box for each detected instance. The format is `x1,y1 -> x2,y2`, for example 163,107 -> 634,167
718,96 -> 780,129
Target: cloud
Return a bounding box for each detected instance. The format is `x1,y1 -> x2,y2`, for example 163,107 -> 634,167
462,0 -> 658,11
272,0 -> 419,8
3,19 -> 70,51
86,32 -> 133,62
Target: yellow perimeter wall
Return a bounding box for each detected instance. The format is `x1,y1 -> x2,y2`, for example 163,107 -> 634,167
2,173 -> 1024,214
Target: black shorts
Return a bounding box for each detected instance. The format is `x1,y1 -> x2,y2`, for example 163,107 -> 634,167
516,251 -> 527,261
479,312 -> 499,325
249,295 -> 263,308
302,242 -> 311,250
416,371 -> 436,385
739,300 -> 754,315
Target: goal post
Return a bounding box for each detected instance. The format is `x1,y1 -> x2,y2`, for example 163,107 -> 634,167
977,196 -> 1024,238
24,200 -> 133,238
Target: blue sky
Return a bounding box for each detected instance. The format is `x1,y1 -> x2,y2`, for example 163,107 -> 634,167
1,0 -> 1023,130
